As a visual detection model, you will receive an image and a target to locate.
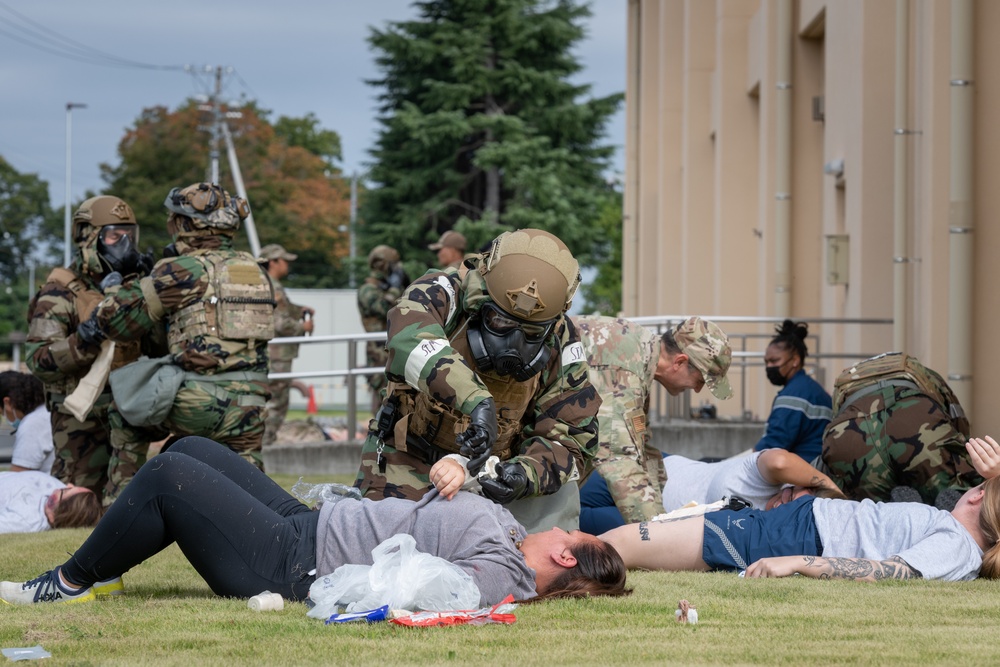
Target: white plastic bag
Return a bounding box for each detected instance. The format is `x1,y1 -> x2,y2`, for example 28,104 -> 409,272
290,479 -> 361,508
306,534 -> 480,620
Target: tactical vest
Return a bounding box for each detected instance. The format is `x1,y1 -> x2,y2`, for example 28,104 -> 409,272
45,267 -> 142,373
387,317 -> 540,461
832,352 -> 970,437
167,250 -> 275,363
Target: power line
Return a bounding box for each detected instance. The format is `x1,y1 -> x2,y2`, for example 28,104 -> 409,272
0,1 -> 186,71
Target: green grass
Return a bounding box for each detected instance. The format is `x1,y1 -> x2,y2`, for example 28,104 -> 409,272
3,476 -> 1000,665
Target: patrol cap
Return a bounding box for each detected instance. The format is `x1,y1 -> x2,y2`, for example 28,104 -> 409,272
259,244 -> 297,262
672,317 -> 733,400
428,230 -> 466,252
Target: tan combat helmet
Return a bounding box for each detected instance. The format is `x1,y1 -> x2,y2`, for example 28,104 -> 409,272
479,229 -> 581,323
367,245 -> 400,274
163,182 -> 249,235
72,195 -> 139,276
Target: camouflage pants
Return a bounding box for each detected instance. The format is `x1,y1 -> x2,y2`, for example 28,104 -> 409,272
584,368 -> 666,523
821,387 -> 982,504
354,432 -> 434,501
50,397 -> 113,497
262,359 -> 293,447
108,378 -> 268,503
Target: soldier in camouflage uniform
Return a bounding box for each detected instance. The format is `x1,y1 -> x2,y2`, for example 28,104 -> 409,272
80,183 -> 275,484
822,355 -> 982,505
354,228 -> 601,531
259,244 -> 314,447
25,195 -> 159,502
574,316 -> 733,524
356,245 -> 408,416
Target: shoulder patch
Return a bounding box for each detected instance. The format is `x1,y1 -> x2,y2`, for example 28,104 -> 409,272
562,341 -> 585,366
434,276 -> 458,327
404,336 -> 450,388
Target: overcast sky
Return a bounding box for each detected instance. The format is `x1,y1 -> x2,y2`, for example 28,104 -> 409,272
0,0 -> 626,211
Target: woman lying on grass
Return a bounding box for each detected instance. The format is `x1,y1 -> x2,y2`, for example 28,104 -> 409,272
600,437 -> 1000,582
1,437 -> 628,605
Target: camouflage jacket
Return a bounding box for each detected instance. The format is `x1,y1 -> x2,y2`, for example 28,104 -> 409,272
95,236 -> 271,376
25,263 -> 106,399
385,263 -> 601,495
357,270 -> 402,369
269,276 -> 306,362
573,315 -> 662,517
357,271 -> 401,333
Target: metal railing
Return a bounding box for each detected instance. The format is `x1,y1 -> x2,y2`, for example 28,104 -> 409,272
270,315 -> 893,444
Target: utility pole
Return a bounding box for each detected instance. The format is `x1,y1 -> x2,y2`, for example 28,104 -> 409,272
349,172 -> 358,288
209,66 -> 222,184
222,121 -> 261,257
63,102 -> 87,267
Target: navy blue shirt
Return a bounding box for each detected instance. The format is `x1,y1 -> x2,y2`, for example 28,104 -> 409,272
754,369 -> 833,462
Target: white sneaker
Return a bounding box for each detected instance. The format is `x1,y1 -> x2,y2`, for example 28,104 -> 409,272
0,568 -> 123,605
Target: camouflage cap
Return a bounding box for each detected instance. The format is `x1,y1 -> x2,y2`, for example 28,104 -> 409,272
258,244 -> 297,262
673,317 -> 733,400
428,230 -> 467,251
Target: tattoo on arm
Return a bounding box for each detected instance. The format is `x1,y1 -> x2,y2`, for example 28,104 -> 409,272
638,522 -> 650,541
801,556 -> 917,581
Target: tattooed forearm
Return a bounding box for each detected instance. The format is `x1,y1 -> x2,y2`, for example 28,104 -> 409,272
801,556 -> 917,581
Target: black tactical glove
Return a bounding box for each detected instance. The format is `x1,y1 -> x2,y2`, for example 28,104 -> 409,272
135,250 -> 156,277
456,398 -> 497,475
99,272 -> 123,293
479,461 -> 529,505
76,311 -> 105,347
386,264 -> 409,290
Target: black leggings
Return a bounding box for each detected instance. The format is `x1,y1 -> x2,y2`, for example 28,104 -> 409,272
60,437 -> 319,600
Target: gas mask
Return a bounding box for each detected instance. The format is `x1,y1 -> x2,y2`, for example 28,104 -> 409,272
468,302 -> 554,382
97,224 -> 140,275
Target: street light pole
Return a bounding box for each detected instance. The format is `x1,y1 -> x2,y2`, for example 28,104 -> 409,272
64,102 -> 87,267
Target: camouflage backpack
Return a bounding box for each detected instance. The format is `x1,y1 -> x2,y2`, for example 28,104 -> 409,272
832,352 -> 970,437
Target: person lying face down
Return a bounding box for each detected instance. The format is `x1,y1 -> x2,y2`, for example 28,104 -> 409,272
1,437 -> 629,606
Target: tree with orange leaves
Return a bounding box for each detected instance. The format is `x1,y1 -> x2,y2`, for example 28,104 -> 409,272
99,101 -> 353,287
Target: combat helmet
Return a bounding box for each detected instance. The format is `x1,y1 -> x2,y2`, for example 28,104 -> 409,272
479,228 -> 581,323
72,195 -> 140,277
163,182 -> 249,237
367,245 -> 400,274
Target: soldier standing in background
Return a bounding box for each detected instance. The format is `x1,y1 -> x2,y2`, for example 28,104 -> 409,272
258,244 -> 314,447
78,183 -> 275,485
428,230 -> 467,269
356,245 -> 408,416
26,196 -> 158,503
574,316 -> 733,528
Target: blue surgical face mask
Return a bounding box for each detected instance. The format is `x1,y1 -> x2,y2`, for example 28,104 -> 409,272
3,404 -> 20,431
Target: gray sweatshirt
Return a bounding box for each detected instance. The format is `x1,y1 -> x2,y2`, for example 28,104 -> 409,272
316,490 -> 537,605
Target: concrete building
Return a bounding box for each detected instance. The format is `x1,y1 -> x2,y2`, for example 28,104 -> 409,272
623,0 -> 998,434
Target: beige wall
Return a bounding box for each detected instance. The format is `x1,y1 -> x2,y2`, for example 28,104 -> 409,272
624,0 -> 1000,435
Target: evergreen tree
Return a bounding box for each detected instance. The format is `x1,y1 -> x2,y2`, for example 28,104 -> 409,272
362,0 -> 622,268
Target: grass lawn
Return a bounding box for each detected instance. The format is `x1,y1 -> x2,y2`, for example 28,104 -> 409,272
2,473 -> 999,665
